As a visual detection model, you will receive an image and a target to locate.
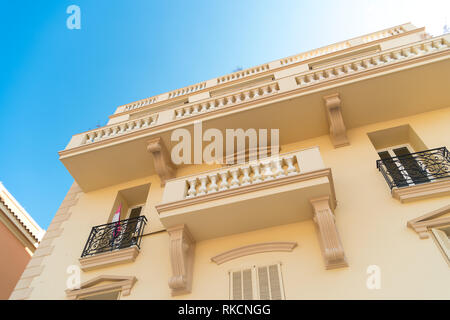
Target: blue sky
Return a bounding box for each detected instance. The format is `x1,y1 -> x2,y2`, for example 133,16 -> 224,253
0,0 -> 448,229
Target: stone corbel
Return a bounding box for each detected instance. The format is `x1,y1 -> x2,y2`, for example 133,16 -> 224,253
310,196 -> 348,269
167,224 -> 196,296
147,137 -> 176,186
323,93 -> 350,148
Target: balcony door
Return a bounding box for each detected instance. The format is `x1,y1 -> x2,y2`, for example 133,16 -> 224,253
118,205 -> 144,249
377,144 -> 430,187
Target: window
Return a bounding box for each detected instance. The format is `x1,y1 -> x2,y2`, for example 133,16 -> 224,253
79,290 -> 120,300
229,263 -> 285,300
431,226 -> 450,265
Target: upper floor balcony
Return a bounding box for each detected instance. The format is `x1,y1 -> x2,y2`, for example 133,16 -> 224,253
59,28 -> 450,192
155,147 -> 336,241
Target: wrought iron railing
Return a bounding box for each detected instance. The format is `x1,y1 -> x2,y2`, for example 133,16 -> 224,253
376,147 -> 450,190
81,216 -> 147,258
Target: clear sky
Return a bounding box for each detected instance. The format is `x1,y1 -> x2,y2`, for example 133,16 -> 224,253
0,0 -> 448,229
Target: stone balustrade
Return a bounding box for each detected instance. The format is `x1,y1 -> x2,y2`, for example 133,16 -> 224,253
81,113 -> 158,145
124,97 -> 158,111
217,65 -> 270,84
183,153 -> 300,199
159,147 -> 326,205
295,37 -> 449,87
168,82 -> 207,99
173,82 -> 280,120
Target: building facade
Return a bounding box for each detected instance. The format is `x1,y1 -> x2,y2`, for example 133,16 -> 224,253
0,182 -> 44,299
10,23 -> 450,300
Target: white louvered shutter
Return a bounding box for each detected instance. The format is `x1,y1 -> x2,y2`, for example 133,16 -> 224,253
256,263 -> 284,300
432,228 -> 450,259
230,268 -> 254,300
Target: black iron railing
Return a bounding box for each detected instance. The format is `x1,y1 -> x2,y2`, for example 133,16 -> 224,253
376,147 -> 450,190
81,216 -> 147,258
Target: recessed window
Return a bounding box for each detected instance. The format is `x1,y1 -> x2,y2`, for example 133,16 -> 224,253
229,263 -> 285,300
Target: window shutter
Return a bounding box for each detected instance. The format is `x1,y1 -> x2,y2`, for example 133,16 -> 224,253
432,228 -> 450,259
256,264 -> 284,300
230,268 -> 253,300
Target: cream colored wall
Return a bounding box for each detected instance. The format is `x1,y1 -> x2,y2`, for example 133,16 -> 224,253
27,106 -> 450,300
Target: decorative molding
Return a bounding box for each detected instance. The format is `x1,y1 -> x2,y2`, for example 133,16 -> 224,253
211,242 -> 297,265
79,246 -> 140,271
65,275 -> 137,300
392,179 -> 450,203
9,183 -> 83,300
323,93 -> 349,148
147,137 -> 176,186
167,224 -> 195,296
157,168 -> 337,214
310,196 -> 348,269
407,204 -> 450,239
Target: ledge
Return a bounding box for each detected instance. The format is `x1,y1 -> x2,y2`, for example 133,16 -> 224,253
211,242 -> 297,265
79,246 -> 140,271
392,179 -> 450,203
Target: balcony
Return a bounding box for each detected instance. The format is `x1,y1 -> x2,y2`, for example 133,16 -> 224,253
377,147 -> 450,202
79,216 -> 147,271
156,147 -> 336,241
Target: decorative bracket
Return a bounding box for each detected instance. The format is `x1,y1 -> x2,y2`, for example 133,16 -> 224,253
147,137 -> 176,186
167,224 -> 196,296
310,196 -> 348,269
323,93 -> 350,148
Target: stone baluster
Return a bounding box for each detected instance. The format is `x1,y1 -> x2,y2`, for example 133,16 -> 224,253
268,83 -> 278,93
186,178 -> 198,198
285,155 -> 297,175
111,126 -> 119,136
217,98 -> 225,108
316,71 -> 325,81
87,132 -> 95,143
234,93 -> 242,104
208,174 -> 219,193
335,66 -> 346,76
272,158 -> 286,178
184,107 -> 192,117
251,163 -> 262,183
262,161 -> 274,181
402,47 -> 414,58
241,166 -> 251,186
197,176 -> 208,196
175,109 -> 183,119
325,69 -> 336,78
208,100 -> 216,110
218,172 -> 230,191
297,76 -> 307,86
243,90 -> 251,101
226,95 -> 234,105
192,105 -> 200,115
252,87 -> 261,98
119,123 -> 127,133
353,61 -> 365,71
423,42 -> 433,52
229,168 -> 240,188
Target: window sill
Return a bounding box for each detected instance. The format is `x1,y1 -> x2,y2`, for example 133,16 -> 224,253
392,178 -> 450,203
79,246 -> 140,271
